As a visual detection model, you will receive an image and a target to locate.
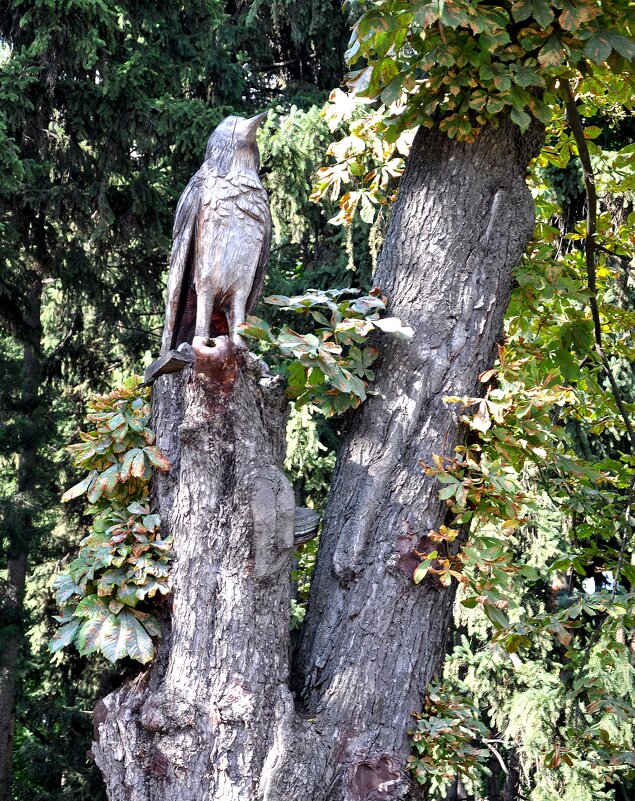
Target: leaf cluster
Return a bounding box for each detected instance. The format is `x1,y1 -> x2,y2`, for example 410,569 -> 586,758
346,0 -> 635,140
408,116 -> 635,792
49,377 -> 171,664
240,287 -> 413,416
408,685 -> 491,792
310,89 -> 414,225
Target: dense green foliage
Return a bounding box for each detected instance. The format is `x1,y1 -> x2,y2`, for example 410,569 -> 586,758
51,379 -> 170,664
346,0 -> 635,139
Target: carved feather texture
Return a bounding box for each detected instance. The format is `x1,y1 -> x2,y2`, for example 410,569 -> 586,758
161,117 -> 271,354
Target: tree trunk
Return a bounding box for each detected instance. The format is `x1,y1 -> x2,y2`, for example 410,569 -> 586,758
92,352 -> 297,799
0,279 -> 42,801
93,117 -> 542,800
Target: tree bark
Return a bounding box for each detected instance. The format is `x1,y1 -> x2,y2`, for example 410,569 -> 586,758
92,351 -> 297,800
0,279 -> 42,801
93,117 -> 542,800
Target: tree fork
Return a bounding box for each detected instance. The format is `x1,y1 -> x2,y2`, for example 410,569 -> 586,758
93,117 -> 543,801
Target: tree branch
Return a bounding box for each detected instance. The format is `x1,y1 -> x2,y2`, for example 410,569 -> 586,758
563,81 -> 635,455
563,81 -> 601,348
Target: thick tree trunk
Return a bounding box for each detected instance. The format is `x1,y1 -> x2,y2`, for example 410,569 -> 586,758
287,118 -> 543,798
93,117 -> 542,800
0,280 -> 42,801
92,352 -> 296,799
0,553 -> 27,801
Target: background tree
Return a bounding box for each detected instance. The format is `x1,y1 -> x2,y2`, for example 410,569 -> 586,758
0,1 -> 350,797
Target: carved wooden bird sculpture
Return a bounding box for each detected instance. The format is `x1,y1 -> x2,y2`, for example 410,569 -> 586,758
159,113 -> 271,365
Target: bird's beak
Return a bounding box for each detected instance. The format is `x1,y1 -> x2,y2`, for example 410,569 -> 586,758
248,111 -> 268,128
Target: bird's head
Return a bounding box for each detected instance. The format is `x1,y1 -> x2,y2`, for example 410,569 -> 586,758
204,113 -> 268,172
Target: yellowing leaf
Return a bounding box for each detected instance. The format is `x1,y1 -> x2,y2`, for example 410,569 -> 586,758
414,554 -> 437,584
61,471 -> 97,503
131,450 -> 147,478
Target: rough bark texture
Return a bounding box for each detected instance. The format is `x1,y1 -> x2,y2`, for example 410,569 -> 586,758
93,117 -> 542,801
286,119 -> 543,799
92,352 -> 296,800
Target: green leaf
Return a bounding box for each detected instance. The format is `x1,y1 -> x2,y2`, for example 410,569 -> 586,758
346,65 -> 374,96
328,367 -> 352,393
347,373 -> 368,400
531,0 -> 555,28
61,470 -> 97,503
511,0 -> 532,22
144,446 -> 170,471
439,485 -> 457,500
357,9 -> 396,42
135,611 -> 161,638
117,582 -> 140,606
584,32 -> 613,64
510,105 -> 531,132
529,96 -> 553,124
134,578 -> 170,600
76,600 -> 112,656
240,315 -> 273,341
608,33 -> 635,61
308,367 -> 326,386
439,2 -> 468,27
483,604 -> 510,630
120,448 -> 141,481
513,66 -> 544,88
142,513 -> 161,531
368,58 -> 399,96
538,36 -> 565,67
49,619 -> 80,653
518,565 -> 539,580
99,613 -> 129,662
131,450 -> 147,478
52,572 -> 84,604
107,412 -> 126,431
119,610 -> 155,663
381,73 -> 406,106
94,464 -> 120,498
75,594 -> 108,618
493,73 -> 512,92
414,553 -> 437,584
310,311 -> 331,327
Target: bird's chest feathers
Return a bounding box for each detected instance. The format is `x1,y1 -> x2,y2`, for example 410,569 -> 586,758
201,168 -> 268,226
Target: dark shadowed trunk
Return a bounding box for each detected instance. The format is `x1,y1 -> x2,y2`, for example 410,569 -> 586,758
0,279 -> 42,801
93,117 -> 542,800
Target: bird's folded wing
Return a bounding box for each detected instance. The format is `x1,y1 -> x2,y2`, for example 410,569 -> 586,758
161,169 -> 204,353
246,193 -> 272,315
